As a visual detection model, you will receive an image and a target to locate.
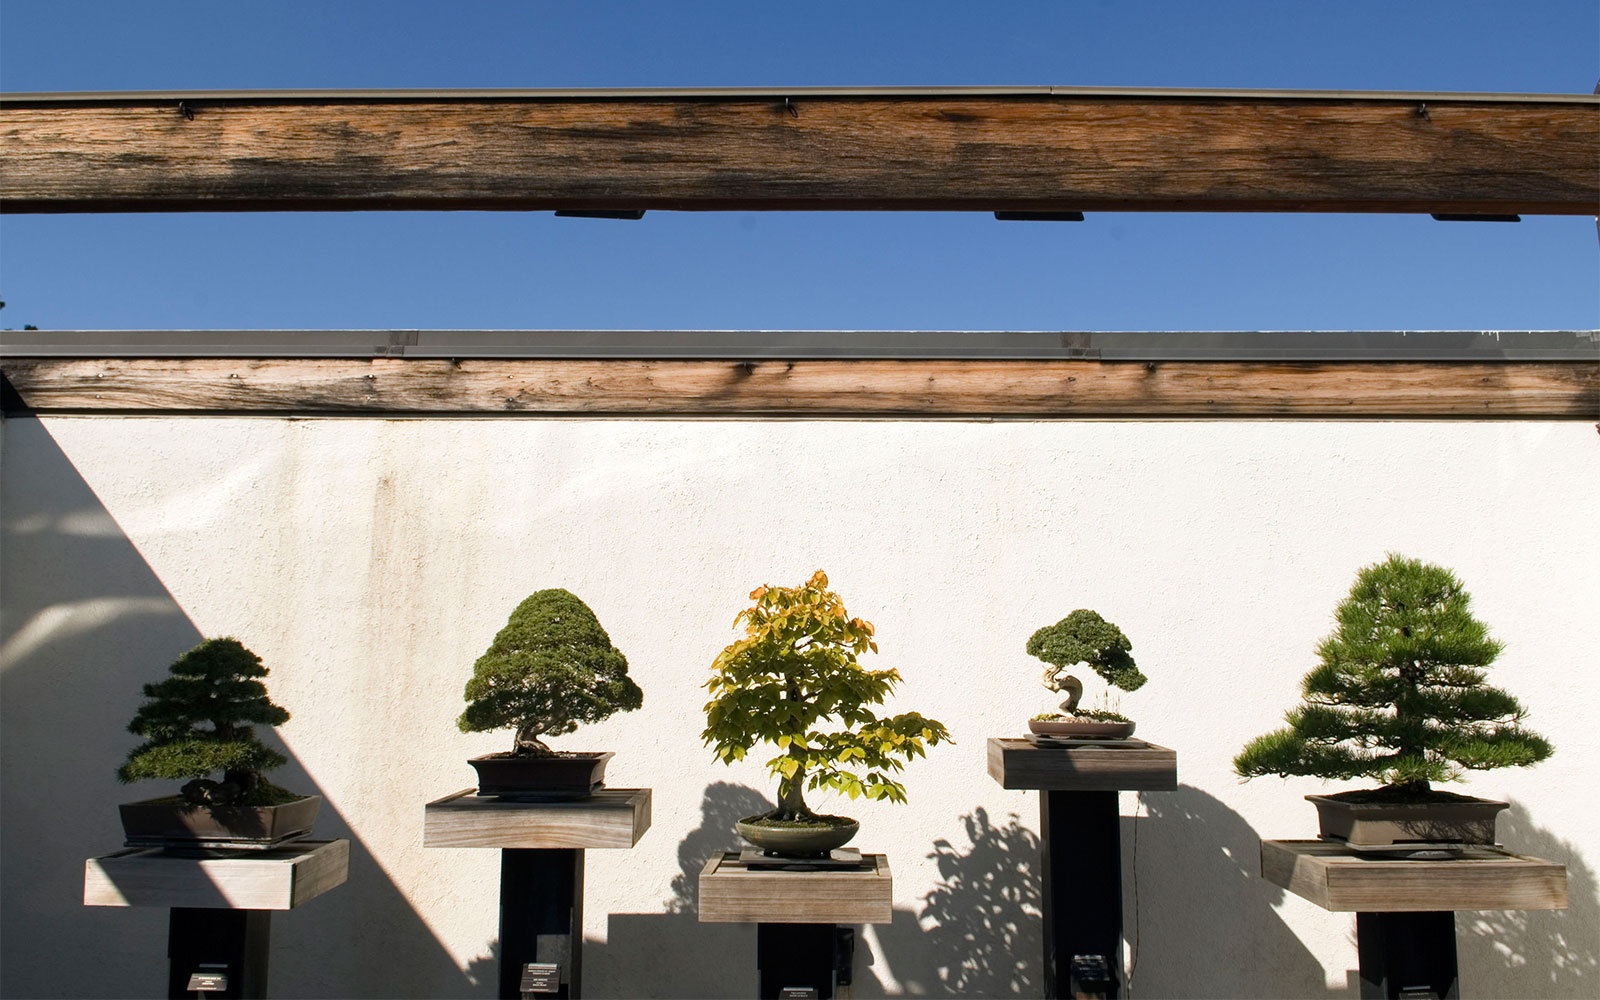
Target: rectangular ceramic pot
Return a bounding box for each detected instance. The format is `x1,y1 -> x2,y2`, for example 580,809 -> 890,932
1307,793 -> 1507,847
469,751 -> 613,800
119,794 -> 321,849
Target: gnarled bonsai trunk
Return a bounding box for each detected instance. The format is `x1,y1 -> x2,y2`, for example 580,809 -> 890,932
513,724 -> 553,757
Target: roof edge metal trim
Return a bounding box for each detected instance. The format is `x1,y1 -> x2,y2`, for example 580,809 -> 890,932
4,86 -> 1597,104
3,331 -> 1595,362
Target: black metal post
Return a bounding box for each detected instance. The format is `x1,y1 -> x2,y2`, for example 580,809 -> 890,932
1039,790 -> 1122,1000
1355,911 -> 1459,1000
167,908 -> 271,999
499,848 -> 584,1000
756,922 -> 849,1000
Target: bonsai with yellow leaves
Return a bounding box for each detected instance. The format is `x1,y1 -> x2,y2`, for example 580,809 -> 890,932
703,571 -> 952,856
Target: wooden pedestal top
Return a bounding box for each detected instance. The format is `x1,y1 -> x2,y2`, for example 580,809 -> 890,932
423,787 -> 651,849
1261,839 -> 1569,913
84,839 -> 349,910
698,852 -> 893,925
987,737 -> 1178,791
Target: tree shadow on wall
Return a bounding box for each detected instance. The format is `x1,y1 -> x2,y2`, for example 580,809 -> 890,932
1456,800 -> 1598,998
0,419 -> 472,999
904,807 -> 1043,996
587,781 -> 772,998
1132,785 -> 1346,999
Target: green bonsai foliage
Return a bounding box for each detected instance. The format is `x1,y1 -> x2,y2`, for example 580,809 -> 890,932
459,589 -> 642,756
703,571 -> 951,821
1027,609 -> 1145,722
1234,554 -> 1553,794
118,637 -> 297,807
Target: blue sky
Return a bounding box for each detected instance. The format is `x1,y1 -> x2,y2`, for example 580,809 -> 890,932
1,1 -> 1596,332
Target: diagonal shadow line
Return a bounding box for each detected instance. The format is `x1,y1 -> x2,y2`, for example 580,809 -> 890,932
1,417 -> 475,999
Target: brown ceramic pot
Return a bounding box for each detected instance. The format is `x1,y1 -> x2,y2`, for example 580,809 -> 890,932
119,794 -> 320,849
1028,718 -> 1137,740
1307,792 -> 1508,848
469,751 -> 613,800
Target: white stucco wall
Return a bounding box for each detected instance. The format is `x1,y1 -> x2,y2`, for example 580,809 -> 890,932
3,415 -> 1596,998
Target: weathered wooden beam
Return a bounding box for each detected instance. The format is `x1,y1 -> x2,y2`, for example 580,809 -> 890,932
3,88 -> 1596,215
4,357 -> 1594,417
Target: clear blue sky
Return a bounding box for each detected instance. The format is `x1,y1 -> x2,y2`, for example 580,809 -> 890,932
2,1 -> 1596,332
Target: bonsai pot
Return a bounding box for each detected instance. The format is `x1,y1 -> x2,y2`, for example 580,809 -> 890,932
469,750 -> 613,800
119,794 -> 320,850
736,816 -> 860,857
1029,717 -> 1136,740
1308,791 -> 1509,848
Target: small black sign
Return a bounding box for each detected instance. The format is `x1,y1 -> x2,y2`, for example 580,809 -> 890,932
520,963 -> 561,995
185,970 -> 229,993
777,989 -> 818,999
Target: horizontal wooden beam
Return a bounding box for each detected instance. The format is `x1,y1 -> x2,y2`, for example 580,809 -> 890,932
3,90 -> 1596,215
4,357 -> 1594,418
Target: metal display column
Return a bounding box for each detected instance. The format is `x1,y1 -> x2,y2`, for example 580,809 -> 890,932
987,737 -> 1178,999
166,908 -> 272,999
499,849 -> 584,1000
423,787 -> 652,1000
1261,840 -> 1568,1000
83,840 -> 351,1000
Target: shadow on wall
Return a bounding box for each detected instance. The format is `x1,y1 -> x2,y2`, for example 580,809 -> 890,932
852,807 -> 1041,997
1458,800 -> 1598,998
1127,785 -> 1346,999
587,781 -> 769,998
0,419 -> 472,999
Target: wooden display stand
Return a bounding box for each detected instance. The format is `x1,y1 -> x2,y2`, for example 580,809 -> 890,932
699,850 -> 892,999
1262,839 -> 1568,999
423,788 -> 650,1000
83,839 -> 350,1000
988,737 -> 1177,999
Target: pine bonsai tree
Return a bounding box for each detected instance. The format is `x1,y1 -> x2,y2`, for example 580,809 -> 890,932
1234,554 -> 1553,796
1028,609 -> 1146,721
703,571 -> 951,824
459,589 -> 642,756
118,637 -> 299,807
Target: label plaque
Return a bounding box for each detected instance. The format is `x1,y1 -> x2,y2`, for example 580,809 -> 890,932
520,962 -> 561,995
185,968 -> 229,992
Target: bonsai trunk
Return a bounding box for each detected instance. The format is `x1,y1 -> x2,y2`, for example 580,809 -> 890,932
772,758 -> 815,822
223,768 -> 261,795
765,680 -> 817,822
1389,656 -> 1430,795
513,725 -> 554,757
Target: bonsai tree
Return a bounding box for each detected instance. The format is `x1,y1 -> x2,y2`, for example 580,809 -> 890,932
459,588 -> 642,756
1234,554 -> 1553,796
1028,609 -> 1146,721
703,570 -> 951,824
118,637 -> 299,806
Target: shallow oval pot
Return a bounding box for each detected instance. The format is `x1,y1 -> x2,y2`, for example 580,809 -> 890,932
736,816 -> 859,857
1307,792 -> 1508,848
119,794 -> 320,850
469,751 -> 613,800
1029,717 -> 1136,740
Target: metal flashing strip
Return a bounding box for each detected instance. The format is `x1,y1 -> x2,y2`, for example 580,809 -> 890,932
4,86 -> 1596,104
2,331 -> 1595,362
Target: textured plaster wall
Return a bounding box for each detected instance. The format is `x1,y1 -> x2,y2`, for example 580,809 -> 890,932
3,416 -> 1596,999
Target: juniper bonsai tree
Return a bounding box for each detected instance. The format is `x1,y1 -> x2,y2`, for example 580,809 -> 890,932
459,589 -> 642,756
703,571 -> 951,823
118,637 -> 298,807
1028,609 -> 1146,722
1234,554 -> 1553,795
